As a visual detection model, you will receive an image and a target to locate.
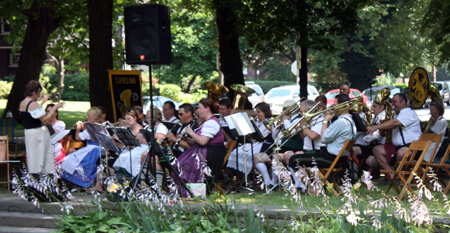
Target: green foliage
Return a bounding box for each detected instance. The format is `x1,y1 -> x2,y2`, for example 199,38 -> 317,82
262,56 -> 296,81
375,74 -> 397,87
55,209 -> 132,233
42,64 -> 56,75
159,84 -> 182,102
0,81 -> 12,99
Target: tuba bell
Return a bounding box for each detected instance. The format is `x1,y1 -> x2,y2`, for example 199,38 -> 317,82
374,87 -> 394,143
204,82 -> 229,102
230,84 -> 256,109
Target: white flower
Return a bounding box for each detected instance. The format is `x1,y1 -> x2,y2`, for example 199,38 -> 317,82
346,211 -> 361,226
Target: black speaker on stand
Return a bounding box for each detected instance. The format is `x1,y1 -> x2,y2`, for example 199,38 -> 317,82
124,4 -> 172,65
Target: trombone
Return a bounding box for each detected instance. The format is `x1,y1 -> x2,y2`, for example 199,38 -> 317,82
263,99 -> 303,131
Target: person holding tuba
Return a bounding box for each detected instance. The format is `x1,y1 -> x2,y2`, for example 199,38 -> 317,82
366,93 -> 421,177
362,101 -> 386,170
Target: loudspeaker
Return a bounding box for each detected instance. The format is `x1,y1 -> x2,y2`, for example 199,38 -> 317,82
124,4 -> 172,65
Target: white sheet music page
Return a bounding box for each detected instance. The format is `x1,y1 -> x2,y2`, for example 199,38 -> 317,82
225,112 -> 254,136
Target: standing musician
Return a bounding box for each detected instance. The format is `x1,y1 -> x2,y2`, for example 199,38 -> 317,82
163,101 -> 180,124
288,94 -> 356,176
163,103 -> 197,158
278,100 -> 324,191
252,100 -> 304,188
366,93 -> 421,178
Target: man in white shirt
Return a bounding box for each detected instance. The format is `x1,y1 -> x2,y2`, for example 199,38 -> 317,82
162,101 -> 180,124
366,93 -> 421,176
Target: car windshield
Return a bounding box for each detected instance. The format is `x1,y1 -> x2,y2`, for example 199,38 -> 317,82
389,88 -> 401,97
325,92 -> 339,99
247,85 -> 263,95
435,83 -> 443,90
266,88 -> 292,98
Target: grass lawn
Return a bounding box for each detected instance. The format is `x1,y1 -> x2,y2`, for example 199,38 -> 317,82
0,99 -> 91,127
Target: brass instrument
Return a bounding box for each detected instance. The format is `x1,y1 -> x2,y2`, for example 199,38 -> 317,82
423,83 -> 443,133
205,82 -> 229,102
374,88 -> 393,143
282,101 -> 322,135
280,98 -> 358,139
230,84 -> 256,109
354,96 -> 372,127
263,100 -> 301,131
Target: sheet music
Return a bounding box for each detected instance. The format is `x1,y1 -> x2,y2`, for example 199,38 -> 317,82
97,132 -> 120,153
51,129 -> 71,145
224,112 -> 255,136
110,127 -> 140,147
84,123 -> 109,143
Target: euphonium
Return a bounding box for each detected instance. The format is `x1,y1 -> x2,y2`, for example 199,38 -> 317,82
230,84 -> 256,110
204,82 -> 229,102
374,87 -> 394,143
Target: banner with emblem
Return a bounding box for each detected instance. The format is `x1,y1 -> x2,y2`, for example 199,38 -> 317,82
108,70 -> 143,122
408,67 -> 430,109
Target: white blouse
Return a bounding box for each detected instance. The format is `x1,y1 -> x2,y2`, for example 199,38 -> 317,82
199,119 -> 221,138
29,106 -> 46,119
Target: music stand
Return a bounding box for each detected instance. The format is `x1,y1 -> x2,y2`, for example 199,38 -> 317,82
225,112 -> 261,191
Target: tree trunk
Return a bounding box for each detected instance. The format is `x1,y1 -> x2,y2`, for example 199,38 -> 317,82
215,1 -> 246,106
88,0 -> 114,121
299,47 -> 308,100
55,58 -> 65,101
5,1 -> 61,121
185,75 -> 198,93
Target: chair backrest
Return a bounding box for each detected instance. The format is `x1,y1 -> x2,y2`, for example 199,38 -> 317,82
397,140 -> 432,171
322,139 -> 356,175
0,135 -> 9,162
418,133 -> 443,162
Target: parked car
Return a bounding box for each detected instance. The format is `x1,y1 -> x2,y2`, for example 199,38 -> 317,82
245,81 -> 265,108
434,81 -> 450,106
265,84 -> 320,114
143,96 -> 180,114
325,88 -> 368,107
362,86 -> 401,108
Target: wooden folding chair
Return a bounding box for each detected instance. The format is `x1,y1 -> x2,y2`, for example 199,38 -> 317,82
419,140 -> 450,194
382,141 -> 432,200
413,133 -> 443,185
0,136 -> 11,190
318,139 -> 356,197
215,139 -> 238,195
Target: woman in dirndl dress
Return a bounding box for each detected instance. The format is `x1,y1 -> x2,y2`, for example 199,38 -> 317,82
171,98 -> 226,197
19,80 -> 65,175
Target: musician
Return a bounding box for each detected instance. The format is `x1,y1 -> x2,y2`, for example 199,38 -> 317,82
60,107 -> 105,192
366,93 -> 421,177
45,104 -> 67,164
97,106 -> 111,127
171,98 -> 226,196
132,105 -> 146,127
113,131 -> 149,178
218,98 -> 232,127
423,101 -> 447,162
162,103 -> 197,157
226,102 -> 273,188
315,95 -> 327,110
339,84 -> 350,96
289,94 -> 356,171
162,101 -> 180,124
278,100 -> 324,191
252,100 -> 303,188
144,107 -> 168,142
363,102 -> 386,168
19,80 -> 65,175
124,110 -> 143,136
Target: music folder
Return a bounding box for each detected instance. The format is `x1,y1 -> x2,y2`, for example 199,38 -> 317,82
224,112 -> 264,140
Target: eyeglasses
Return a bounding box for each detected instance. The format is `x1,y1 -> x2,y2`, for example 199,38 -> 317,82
178,113 -> 184,116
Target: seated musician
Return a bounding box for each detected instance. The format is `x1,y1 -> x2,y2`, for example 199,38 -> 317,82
252,100 -> 304,188
60,107 -> 105,192
140,107 -> 168,186
362,102 -> 386,172
163,101 -> 180,124
112,130 -> 150,178
226,102 -> 273,188
278,100 -> 324,191
218,98 -> 232,127
422,101 -> 447,162
132,105 -> 146,127
170,98 -> 226,196
163,103 -> 197,158
366,93 -> 421,178
288,94 -> 356,178
315,95 -> 327,111
45,104 -> 67,165
98,106 -> 111,127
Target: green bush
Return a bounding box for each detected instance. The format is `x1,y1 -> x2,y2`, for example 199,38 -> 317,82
0,81 -> 12,98
160,84 -> 182,101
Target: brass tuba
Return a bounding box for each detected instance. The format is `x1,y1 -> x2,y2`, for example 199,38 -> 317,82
204,82 -> 229,102
374,87 -> 393,143
230,84 -> 256,109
